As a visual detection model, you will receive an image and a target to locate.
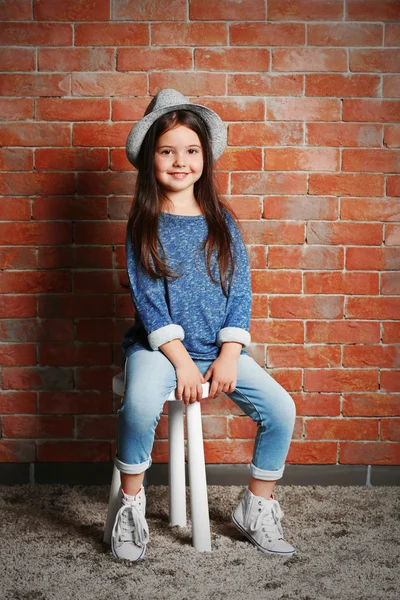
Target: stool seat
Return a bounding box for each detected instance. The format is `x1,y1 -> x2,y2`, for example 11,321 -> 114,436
104,373 -> 212,553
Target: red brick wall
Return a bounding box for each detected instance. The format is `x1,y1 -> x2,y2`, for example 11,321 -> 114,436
1,0 -> 399,470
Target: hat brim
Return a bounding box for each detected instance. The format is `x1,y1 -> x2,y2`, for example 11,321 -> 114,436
126,102 -> 227,168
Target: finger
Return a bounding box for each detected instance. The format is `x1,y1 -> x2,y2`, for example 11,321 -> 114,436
222,383 -> 230,393
197,384 -> 203,401
203,370 -> 210,382
209,381 -> 218,398
176,384 -> 183,401
190,386 -> 197,404
183,386 -> 190,405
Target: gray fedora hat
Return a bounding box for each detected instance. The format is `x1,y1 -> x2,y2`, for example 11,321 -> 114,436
126,88 -> 227,168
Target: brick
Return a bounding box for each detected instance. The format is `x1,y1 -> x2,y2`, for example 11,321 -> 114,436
3,416 -> 74,439
228,74 -> 303,96
36,98 -> 109,121
37,442 -> 110,462
248,246 -> 267,269
0,23 -> 72,46
75,366 -> 117,391
346,297 -> 400,320
39,391 -> 113,415
386,224 -> 400,245
217,148 -> 262,171
0,247 -> 35,269
232,173 -> 307,196
0,319 -> 74,342
306,418 -> 378,440
343,149 -> 400,173
286,442 -> 338,464
340,442 -> 400,465
384,76 -> 400,98
75,319 -> 127,343
346,248 -> 400,270
273,49 -> 347,72
228,123 -> 303,146
268,369 -> 302,392
39,48 -> 114,72
0,344 -> 36,367
76,172 -> 136,196
0,193 -> 31,219
74,222 -> 125,245
307,222 -> 382,245
347,0 -> 400,20
1,171 -> 75,195
190,0 -> 265,20
386,24 -> 400,47
0,98 -> 33,120
268,0 -> 344,20
304,369 -> 378,392
193,98 -> 265,122
36,149 -> 108,171
118,48 -> 192,71
204,440 -> 254,463
75,23 -> 148,46
152,22 -> 227,46
265,148 -> 339,172
150,73 -> 226,96
34,0 -> 110,20
384,125 -> 400,148
2,367 -> 74,391
0,222 -> 72,245
309,173 -> 384,196
1,0 -> 31,19
111,149 -> 134,171
343,393 -> 400,417
381,370 -> 400,392
0,123 -> 70,146
382,272 -> 400,294
381,419 -> 400,441
114,0 -> 186,20
73,271 -> 123,294
268,246 -> 343,270
229,416 -> 257,439
112,97 -> 151,122
38,343 -> 112,367
341,198 -> 400,222
267,345 -> 341,368
263,196 -> 338,220
270,296 -> 344,320
250,320 -> 304,344
306,74 -> 380,98
268,98 -> 341,121
251,295 -> 269,318
33,196 -> 108,221
307,123 -> 382,147
226,197 -> 262,220
343,100 -> 400,123
0,271 -> 71,294
350,49 -> 400,73
251,271 -> 302,294
195,49 -> 270,72
308,23 -> 382,46
241,221 -> 304,245
344,345 -> 400,368
304,272 -> 379,295
292,393 -> 341,417
0,297 -> 37,319
0,392 -> 37,415
387,177 -> 400,197
76,416 -> 116,440
230,22 -> 305,46
383,322 -> 400,343
306,321 -> 380,344
39,295 -> 113,318
0,441 -> 36,463
0,149 -> 33,171
38,246 -> 112,269
72,73 -> 146,97
73,122 -> 132,147
0,74 -> 70,97
0,48 -> 35,71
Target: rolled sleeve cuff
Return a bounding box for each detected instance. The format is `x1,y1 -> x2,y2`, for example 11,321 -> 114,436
216,327 -> 251,348
148,324 -> 185,351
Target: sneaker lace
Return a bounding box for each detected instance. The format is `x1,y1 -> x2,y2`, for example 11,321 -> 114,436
112,500 -> 149,548
249,499 -> 284,540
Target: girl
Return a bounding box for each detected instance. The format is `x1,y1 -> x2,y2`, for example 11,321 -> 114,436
111,89 -> 296,562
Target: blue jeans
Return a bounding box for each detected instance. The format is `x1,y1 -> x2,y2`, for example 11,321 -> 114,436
114,349 -> 296,481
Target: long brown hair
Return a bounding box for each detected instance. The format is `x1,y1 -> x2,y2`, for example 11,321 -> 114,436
128,109 -> 238,297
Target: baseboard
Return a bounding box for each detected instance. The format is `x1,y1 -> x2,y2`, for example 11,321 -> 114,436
0,463 -> 399,486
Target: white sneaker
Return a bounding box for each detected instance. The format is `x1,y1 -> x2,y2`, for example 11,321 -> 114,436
232,488 -> 295,556
111,486 -> 149,561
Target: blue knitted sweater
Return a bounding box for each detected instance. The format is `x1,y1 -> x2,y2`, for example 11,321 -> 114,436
122,210 -> 252,368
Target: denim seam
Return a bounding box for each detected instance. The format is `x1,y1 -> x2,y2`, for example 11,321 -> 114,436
228,387 -> 265,470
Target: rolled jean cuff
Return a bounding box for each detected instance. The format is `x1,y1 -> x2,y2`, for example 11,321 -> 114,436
114,454 -> 152,475
250,462 -> 285,481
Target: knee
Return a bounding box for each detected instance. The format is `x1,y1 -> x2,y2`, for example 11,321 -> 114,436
118,390 -> 160,435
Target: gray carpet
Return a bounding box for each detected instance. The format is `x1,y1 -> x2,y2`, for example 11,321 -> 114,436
0,484 -> 399,600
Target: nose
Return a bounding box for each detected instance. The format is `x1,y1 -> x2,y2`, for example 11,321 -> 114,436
173,152 -> 186,167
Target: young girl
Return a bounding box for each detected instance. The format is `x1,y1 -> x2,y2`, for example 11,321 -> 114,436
111,89 -> 296,562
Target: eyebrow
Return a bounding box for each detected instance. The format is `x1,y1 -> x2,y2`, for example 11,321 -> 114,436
157,144 -> 202,149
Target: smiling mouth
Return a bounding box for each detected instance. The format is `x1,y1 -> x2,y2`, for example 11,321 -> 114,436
168,173 -> 190,177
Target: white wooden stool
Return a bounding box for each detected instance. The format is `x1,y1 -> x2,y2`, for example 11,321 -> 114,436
103,373 -> 212,552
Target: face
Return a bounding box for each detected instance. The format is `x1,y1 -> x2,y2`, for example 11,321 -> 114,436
154,124 -> 204,195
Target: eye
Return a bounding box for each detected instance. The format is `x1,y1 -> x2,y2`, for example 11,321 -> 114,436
188,148 -> 198,154
160,149 -> 172,155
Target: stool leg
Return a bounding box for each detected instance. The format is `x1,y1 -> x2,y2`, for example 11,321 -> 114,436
186,401 -> 212,552
168,400 -> 186,527
103,464 -> 122,544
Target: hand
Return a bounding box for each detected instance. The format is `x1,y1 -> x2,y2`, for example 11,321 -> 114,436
203,355 -> 238,399
175,359 -> 206,405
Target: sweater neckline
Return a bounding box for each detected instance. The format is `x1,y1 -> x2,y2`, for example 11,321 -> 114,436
160,211 -> 205,220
